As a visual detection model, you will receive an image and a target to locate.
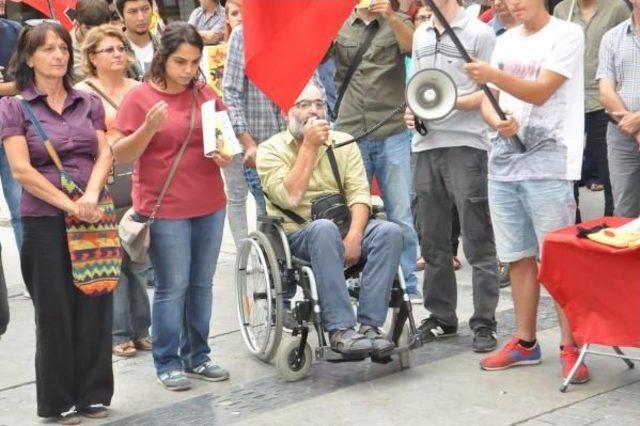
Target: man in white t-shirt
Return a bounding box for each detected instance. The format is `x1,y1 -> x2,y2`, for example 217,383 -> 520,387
117,0 -> 160,80
464,0 -> 590,384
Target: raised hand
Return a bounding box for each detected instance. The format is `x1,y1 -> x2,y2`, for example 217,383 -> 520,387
143,101 -> 169,134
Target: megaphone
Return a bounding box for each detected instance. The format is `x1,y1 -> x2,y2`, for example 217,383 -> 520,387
406,68 -> 457,121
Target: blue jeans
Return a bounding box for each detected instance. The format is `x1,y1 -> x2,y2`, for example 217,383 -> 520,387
112,252 -> 151,345
243,166 -> 266,217
489,180 -> 575,263
287,219 -> 402,331
358,131 -> 419,293
149,210 -> 226,374
0,144 -> 22,249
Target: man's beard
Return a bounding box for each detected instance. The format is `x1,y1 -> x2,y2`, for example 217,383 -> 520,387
289,114 -> 320,140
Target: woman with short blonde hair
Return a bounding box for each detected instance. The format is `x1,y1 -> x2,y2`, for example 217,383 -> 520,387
80,24 -> 133,78
76,24 -> 150,360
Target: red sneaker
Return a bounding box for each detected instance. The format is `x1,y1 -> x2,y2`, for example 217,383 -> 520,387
480,337 -> 542,371
560,345 -> 590,384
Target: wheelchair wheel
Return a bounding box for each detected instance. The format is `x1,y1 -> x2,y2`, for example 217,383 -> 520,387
276,336 -> 312,382
398,323 -> 411,369
235,231 -> 283,362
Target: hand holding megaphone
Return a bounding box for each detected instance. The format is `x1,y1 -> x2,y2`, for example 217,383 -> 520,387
303,117 -> 330,147
404,107 -> 416,130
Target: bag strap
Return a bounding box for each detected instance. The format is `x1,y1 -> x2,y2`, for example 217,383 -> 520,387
263,144 -> 345,226
148,87 -> 198,221
262,193 -> 307,225
330,20 -> 379,121
84,80 -> 120,110
17,95 -> 65,173
325,145 -> 346,199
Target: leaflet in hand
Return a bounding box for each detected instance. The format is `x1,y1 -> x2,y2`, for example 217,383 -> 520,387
202,100 -> 241,158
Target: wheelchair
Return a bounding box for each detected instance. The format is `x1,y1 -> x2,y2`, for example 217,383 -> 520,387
234,211 -> 422,382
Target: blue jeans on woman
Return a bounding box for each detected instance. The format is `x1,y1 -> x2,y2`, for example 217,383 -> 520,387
149,209 -> 226,375
112,252 -> 151,346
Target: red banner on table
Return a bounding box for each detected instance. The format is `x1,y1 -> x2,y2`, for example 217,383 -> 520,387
243,0 -> 355,111
539,217 -> 640,348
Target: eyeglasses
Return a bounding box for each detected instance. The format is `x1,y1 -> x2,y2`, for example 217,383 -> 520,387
294,99 -> 326,110
93,45 -> 127,55
24,19 -> 59,27
415,15 -> 431,22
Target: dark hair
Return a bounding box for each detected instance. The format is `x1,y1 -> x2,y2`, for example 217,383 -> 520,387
76,0 -> 111,26
9,22 -> 75,92
115,0 -> 152,17
149,22 -> 203,87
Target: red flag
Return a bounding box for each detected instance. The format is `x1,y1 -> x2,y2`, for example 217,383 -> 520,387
243,0 -> 355,111
11,0 -> 77,30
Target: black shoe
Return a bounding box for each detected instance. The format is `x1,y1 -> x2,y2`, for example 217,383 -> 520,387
473,327 -> 497,353
417,317 -> 457,343
499,262 -> 510,288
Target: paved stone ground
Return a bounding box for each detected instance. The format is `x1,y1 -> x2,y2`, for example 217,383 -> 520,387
1,189 -> 639,426
521,380 -> 640,425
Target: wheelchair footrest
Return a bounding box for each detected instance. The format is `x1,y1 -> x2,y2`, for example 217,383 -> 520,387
315,346 -> 368,363
371,355 -> 392,364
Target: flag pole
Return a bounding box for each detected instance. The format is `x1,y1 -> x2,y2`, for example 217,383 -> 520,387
420,0 -> 526,152
46,0 -> 57,19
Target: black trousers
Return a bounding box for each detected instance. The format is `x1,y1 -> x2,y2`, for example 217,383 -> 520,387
575,110 -> 614,222
21,216 -> 113,418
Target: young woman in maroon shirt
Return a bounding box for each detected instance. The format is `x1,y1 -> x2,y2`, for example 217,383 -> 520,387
111,22 -> 232,391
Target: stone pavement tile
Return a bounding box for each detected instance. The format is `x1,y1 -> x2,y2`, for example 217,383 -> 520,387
103,297 -> 562,426
522,379 -> 640,426
231,331 -> 640,426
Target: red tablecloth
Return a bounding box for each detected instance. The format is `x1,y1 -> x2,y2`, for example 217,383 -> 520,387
539,217 -> 640,348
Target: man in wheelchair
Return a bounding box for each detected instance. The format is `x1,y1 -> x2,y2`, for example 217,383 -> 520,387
256,82 -> 404,357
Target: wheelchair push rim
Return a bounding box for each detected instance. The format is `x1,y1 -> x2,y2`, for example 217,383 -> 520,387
235,231 -> 284,362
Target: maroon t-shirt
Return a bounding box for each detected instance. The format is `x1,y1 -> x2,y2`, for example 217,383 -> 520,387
114,82 -> 226,219
0,86 -> 106,217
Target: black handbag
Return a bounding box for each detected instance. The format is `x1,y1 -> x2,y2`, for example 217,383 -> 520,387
309,147 -> 351,237
83,80 -> 132,213
268,146 -> 351,237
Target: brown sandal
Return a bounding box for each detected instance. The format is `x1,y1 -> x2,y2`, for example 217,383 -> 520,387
134,337 -> 152,351
113,341 -> 136,357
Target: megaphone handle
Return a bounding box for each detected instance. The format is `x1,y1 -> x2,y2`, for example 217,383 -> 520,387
415,118 -> 428,136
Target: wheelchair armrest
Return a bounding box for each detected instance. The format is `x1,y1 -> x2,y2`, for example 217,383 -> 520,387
292,256 -> 311,267
257,215 -> 284,226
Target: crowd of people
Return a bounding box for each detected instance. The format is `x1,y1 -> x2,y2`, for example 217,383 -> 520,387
0,0 -> 638,423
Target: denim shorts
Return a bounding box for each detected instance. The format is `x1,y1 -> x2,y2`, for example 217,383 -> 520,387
488,179 -> 576,263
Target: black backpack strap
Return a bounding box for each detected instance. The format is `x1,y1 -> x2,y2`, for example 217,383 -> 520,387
325,145 -> 346,199
330,20 -> 379,121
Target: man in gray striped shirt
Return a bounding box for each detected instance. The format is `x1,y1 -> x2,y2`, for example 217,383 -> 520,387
597,2 -> 640,217
188,0 -> 226,45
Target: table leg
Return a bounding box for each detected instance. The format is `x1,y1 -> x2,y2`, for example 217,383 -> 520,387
613,346 -> 635,369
